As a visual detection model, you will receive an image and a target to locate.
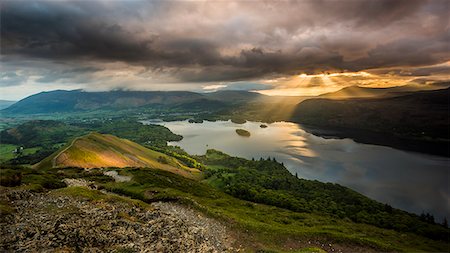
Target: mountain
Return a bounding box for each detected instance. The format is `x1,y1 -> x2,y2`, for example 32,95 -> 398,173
1,89 -> 266,115
0,100 -> 16,110
292,88 -> 450,156
35,132 -> 200,178
1,90 -> 207,114
320,83 -> 450,99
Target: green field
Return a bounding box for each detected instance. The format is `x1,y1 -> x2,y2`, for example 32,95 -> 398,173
0,144 -> 16,162
0,145 -> 41,163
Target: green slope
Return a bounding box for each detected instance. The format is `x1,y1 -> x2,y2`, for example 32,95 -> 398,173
34,132 -> 200,179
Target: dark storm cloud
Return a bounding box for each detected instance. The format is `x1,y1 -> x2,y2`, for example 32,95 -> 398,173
1,0 -> 449,84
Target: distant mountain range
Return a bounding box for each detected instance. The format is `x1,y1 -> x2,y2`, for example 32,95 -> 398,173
1,90 -> 265,115
2,81 -> 449,116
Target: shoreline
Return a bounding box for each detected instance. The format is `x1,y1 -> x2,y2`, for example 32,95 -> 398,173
298,123 -> 450,158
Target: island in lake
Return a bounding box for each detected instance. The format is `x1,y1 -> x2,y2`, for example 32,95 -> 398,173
231,118 -> 246,124
235,129 -> 251,137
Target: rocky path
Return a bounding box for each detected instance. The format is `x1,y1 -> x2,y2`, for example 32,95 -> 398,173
0,188 -> 237,252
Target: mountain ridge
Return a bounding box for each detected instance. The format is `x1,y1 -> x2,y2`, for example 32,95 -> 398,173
292,88 -> 450,156
319,83 -> 450,99
1,89 -> 266,115
35,132 -> 200,178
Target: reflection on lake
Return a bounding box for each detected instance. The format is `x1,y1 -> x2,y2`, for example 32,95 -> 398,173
142,119 -> 450,220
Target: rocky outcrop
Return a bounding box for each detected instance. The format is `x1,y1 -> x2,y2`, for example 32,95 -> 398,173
0,188 -> 236,252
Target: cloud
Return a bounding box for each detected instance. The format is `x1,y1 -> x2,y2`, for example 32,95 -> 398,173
1,0 -> 449,91
368,62 -> 450,77
202,84 -> 227,92
35,67 -> 101,83
0,72 -> 28,87
202,82 -> 272,92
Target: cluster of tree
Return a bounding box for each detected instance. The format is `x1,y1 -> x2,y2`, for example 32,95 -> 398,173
151,145 -> 205,169
0,120 -> 86,148
198,150 -> 449,241
7,148 -> 58,165
420,212 -> 448,228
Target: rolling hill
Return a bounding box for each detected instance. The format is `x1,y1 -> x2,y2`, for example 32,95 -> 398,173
1,89 -> 266,115
35,132 -> 200,178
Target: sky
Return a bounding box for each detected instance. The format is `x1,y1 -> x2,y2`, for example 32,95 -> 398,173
1,0 -> 449,100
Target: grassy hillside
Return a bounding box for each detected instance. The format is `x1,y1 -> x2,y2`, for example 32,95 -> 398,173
197,150 -> 448,242
1,162 -> 448,252
35,133 -> 200,179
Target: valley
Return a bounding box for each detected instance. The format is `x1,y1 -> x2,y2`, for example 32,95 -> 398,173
2,84 -> 448,157
0,115 -> 449,252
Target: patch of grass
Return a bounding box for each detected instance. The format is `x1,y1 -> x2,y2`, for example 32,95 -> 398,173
0,200 -> 14,217
0,144 -> 16,162
295,247 -> 327,253
22,147 -> 41,156
22,174 -> 66,189
0,168 -> 22,186
51,186 -> 150,210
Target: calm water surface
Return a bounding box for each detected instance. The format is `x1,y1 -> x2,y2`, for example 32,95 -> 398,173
142,120 -> 449,220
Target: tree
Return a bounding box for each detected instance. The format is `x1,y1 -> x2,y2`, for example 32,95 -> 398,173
157,156 -> 168,164
442,218 -> 448,228
420,212 -> 426,221
384,203 -> 393,213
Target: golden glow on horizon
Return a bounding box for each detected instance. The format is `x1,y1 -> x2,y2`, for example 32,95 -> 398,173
256,71 -> 422,96
297,71 -> 373,78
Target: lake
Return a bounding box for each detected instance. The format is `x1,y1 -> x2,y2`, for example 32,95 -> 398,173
142,119 -> 449,221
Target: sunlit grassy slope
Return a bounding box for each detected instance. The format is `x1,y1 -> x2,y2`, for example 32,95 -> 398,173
34,132 -> 200,178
